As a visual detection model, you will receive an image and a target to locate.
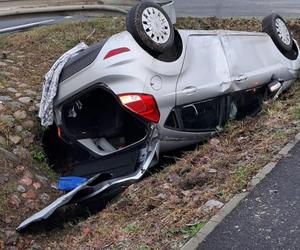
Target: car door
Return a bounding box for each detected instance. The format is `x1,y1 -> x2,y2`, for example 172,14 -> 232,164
220,33 -> 286,90
175,34 -> 231,132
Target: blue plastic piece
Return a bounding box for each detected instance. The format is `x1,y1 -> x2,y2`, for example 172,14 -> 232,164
58,176 -> 88,191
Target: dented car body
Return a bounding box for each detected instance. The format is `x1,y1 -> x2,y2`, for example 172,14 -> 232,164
18,2 -> 300,230
54,29 -> 300,160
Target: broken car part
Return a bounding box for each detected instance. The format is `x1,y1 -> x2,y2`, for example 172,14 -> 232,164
17,174 -> 101,231
58,176 -> 88,191
17,130 -> 159,231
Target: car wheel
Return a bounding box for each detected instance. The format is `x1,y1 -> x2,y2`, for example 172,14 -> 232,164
262,13 -> 293,52
126,2 -> 175,53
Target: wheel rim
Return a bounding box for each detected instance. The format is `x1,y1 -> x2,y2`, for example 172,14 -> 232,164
275,18 -> 291,46
141,7 -> 171,44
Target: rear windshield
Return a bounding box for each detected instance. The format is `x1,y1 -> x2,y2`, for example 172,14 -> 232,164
59,39 -> 107,83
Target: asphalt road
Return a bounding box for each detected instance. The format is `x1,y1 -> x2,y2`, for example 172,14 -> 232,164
174,0 -> 300,17
1,1 -> 300,34
198,142 -> 300,250
0,15 -> 85,34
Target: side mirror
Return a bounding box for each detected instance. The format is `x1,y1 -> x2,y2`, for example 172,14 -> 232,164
139,0 -> 177,24
159,0 -> 176,24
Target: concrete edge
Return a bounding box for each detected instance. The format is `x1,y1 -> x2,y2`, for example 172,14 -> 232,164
0,4 -> 128,17
182,132 -> 300,250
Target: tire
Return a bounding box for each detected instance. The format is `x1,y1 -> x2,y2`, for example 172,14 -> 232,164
262,13 -> 293,52
126,1 -> 175,53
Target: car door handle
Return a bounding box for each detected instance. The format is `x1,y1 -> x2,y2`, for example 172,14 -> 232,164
182,86 -> 198,95
235,75 -> 248,82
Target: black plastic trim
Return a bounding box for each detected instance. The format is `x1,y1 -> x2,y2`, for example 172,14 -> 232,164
283,40 -> 299,60
71,144 -> 142,178
59,39 -> 107,83
164,84 -> 268,132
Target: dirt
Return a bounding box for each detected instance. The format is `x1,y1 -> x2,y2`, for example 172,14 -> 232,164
0,16 -> 299,249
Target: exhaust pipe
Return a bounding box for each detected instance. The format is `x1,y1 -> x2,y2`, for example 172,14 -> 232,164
268,81 -> 282,93
268,80 -> 283,100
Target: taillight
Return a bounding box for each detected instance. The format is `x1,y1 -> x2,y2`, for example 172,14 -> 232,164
104,47 -> 130,60
57,126 -> 62,139
118,93 -> 160,123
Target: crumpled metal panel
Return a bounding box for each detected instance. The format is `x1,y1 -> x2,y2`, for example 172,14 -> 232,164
176,34 -> 231,106
221,34 -> 297,91
176,31 -> 300,108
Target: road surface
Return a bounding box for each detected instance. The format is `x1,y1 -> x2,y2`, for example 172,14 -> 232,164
1,0 -> 300,34
174,0 -> 300,17
198,141 -> 300,249
0,15 -> 85,34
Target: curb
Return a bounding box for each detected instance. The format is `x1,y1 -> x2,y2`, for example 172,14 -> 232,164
0,4 -> 128,17
182,131 -> 300,250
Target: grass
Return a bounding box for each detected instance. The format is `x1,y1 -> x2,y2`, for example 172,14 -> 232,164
231,163 -> 262,192
122,224 -> 140,233
139,244 -> 152,250
0,16 -> 300,249
292,106 -> 300,119
0,175 -> 17,217
233,166 -> 248,189
32,147 -> 46,162
36,162 -> 59,181
168,223 -> 206,238
274,129 -> 287,140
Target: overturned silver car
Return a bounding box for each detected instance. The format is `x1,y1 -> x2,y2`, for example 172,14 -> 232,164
18,2 -> 300,230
